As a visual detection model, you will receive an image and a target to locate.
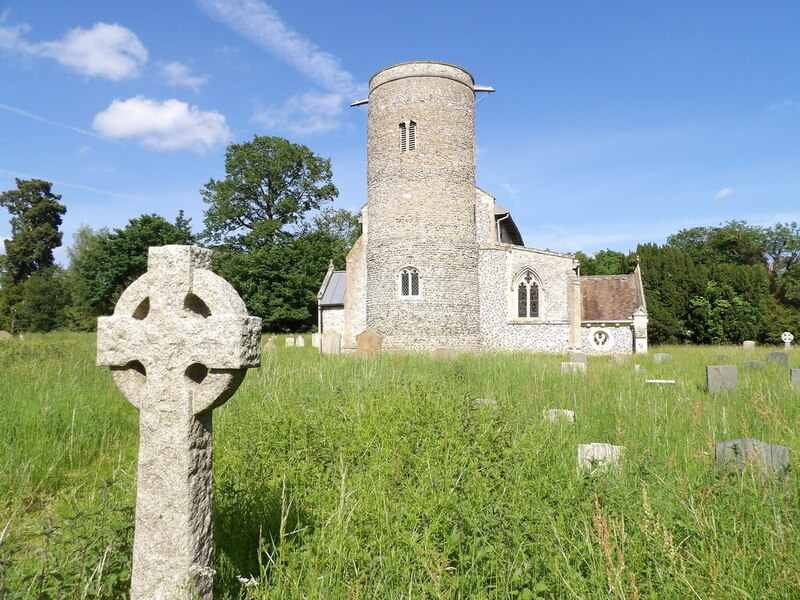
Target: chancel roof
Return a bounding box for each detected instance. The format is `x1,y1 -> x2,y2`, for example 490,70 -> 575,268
493,203 -> 524,246
319,271 -> 347,306
580,274 -> 644,322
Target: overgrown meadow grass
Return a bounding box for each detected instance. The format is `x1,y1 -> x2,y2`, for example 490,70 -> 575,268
1,334 -> 799,599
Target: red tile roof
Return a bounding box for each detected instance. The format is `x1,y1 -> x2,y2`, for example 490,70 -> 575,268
580,274 -> 643,321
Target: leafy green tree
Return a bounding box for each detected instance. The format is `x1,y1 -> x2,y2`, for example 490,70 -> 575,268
667,221 -> 765,268
17,266 -> 72,332
575,249 -> 635,275
201,136 -> 338,247
69,214 -> 195,327
762,221 -> 800,277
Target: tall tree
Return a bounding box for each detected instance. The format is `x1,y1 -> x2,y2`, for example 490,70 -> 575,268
0,178 -> 67,284
201,135 -> 338,248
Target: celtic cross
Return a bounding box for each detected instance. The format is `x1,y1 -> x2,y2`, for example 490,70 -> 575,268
97,246 -> 261,600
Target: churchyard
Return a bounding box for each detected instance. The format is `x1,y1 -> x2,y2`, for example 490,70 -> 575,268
1,334 -> 798,598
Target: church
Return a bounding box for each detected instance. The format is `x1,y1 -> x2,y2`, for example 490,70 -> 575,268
317,61 -> 648,354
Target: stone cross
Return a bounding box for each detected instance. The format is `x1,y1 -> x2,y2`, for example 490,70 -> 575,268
97,246 -> 261,600
781,331 -> 794,350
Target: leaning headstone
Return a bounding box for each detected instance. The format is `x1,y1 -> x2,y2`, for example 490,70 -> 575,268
767,352 -> 789,366
320,329 -> 342,355
577,443 -> 624,474
653,353 -> 672,364
568,351 -> 588,364
791,369 -> 800,389
0,331 -> 12,340
781,331 -> 794,350
545,409 -> 575,423
742,360 -> 766,370
707,365 -> 738,393
561,361 -> 587,374
715,438 -> 789,474
355,329 -> 382,359
611,353 -> 629,364
742,340 -> 756,350
285,337 -> 295,347
295,335 -> 305,347
96,246 -> 261,600
311,333 -> 320,348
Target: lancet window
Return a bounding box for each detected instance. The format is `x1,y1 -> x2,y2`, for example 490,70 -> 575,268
400,267 -> 420,297
516,270 -> 540,318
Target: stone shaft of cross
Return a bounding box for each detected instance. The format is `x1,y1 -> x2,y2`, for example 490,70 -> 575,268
97,246 -> 261,600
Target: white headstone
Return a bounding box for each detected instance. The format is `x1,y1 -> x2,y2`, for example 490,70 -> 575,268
781,331 -> 794,350
742,340 -> 756,350
295,335 -> 305,347
320,330 -> 342,355
653,353 -> 672,364
311,333 -> 320,348
544,409 -> 575,423
577,443 -> 624,474
96,246 -> 261,600
285,337 -> 295,347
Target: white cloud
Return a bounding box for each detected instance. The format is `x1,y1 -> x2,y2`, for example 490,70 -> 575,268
254,91 -> 344,135
500,183 -> 521,198
92,96 -> 231,151
159,61 -> 209,91
198,0 -> 365,134
768,100 -> 800,113
198,0 -> 363,95
0,22 -> 148,80
714,187 -> 735,199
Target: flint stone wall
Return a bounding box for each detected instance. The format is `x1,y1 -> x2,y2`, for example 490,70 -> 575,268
321,307 -> 345,336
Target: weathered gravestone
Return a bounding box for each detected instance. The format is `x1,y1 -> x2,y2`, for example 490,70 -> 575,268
767,352 -> 789,366
265,337 -> 277,351
432,348 -> 458,360
716,438 -> 789,474
285,336 -> 295,347
782,331 -> 794,350
645,379 -> 675,385
561,361 -> 587,374
568,351 -> 588,364
707,365 -> 738,393
97,246 -> 261,600
355,329 -> 382,359
791,369 -> 800,389
311,333 -> 320,348
295,335 -> 305,347
611,353 -> 629,364
0,330 -> 12,340
577,443 -> 624,474
320,329 -> 341,355
544,408 -> 575,423
742,340 -> 756,350
742,360 -> 766,369
653,353 -> 672,364
472,397 -> 497,408
632,364 -> 641,373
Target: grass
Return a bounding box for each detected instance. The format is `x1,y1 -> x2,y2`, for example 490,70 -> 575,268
1,334 -> 799,598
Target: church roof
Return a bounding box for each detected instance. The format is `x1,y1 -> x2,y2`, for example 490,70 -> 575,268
319,270 -> 347,306
580,273 -> 644,322
493,203 -> 524,246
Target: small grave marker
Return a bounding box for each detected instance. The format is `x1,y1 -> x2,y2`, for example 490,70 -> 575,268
265,337 -> 277,351
561,361 -> 587,374
545,409 -> 575,423
568,351 -> 588,364
295,335 -> 305,347
653,353 -> 672,364
311,333 -> 320,348
320,330 -> 342,355
355,329 -> 382,358
707,365 -> 738,393
632,364 -> 641,373
715,438 -> 789,474
742,360 -> 766,369
611,353 -> 629,364
285,337 -> 295,347
0,331 -> 12,340
742,340 -> 756,350
767,352 -> 789,366
432,348 -> 458,360
645,379 -> 675,384
791,369 -> 800,389
96,246 -> 261,600
781,331 -> 794,350
577,443 -> 624,474
472,397 -> 497,408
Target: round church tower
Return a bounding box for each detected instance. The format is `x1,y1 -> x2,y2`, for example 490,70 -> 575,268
365,61 -> 481,350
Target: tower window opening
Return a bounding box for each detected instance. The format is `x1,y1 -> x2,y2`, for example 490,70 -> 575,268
408,120 -> 416,150
516,271 -> 540,318
399,122 -> 407,152
400,267 -> 420,297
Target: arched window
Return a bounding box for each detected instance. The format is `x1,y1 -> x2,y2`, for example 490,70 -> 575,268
400,267 -> 420,297
408,120 -> 416,150
399,122 -> 407,152
516,270 -> 540,318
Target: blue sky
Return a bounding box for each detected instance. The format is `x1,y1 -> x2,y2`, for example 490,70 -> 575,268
1,0 -> 799,262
